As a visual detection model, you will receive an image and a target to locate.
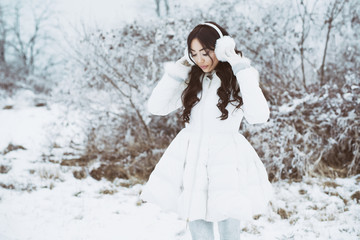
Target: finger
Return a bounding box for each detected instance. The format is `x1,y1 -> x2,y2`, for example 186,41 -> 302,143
227,47 -> 236,56
224,48 -> 233,58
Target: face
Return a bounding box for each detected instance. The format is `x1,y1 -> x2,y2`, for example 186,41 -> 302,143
190,38 -> 219,73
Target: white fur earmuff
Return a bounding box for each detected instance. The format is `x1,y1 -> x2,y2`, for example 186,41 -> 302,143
214,35 -> 236,62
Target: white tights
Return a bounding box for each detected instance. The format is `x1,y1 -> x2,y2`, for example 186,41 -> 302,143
189,218 -> 240,240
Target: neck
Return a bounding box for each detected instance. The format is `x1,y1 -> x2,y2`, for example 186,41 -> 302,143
204,70 -> 216,80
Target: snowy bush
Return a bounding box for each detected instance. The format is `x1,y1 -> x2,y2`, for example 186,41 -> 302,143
242,83 -> 360,181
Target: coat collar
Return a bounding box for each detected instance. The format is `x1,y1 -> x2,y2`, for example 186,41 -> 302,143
203,70 -> 216,80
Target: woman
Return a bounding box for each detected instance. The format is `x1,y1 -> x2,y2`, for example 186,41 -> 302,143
140,21 -> 273,240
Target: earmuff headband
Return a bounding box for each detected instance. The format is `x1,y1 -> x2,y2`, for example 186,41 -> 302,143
202,22 -> 223,38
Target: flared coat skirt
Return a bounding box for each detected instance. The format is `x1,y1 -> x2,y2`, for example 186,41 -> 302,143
140,127 -> 273,222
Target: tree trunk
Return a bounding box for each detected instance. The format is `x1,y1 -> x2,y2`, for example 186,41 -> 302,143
320,22 -> 332,86
0,39 -> 5,63
300,19 -> 307,91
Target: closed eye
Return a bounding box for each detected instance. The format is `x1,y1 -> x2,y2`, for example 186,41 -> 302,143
191,53 -> 209,57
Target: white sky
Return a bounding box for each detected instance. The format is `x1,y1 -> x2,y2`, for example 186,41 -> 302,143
54,0 -> 158,30
2,0 -> 216,38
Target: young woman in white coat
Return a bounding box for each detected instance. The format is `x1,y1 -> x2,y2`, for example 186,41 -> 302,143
141,21 -> 273,240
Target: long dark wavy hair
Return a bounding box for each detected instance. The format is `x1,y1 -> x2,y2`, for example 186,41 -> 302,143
181,21 -> 244,123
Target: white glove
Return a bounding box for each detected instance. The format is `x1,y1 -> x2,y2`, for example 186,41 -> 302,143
215,36 -> 251,72
164,48 -> 193,82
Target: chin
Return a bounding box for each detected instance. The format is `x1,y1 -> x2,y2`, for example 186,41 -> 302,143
203,67 -> 212,73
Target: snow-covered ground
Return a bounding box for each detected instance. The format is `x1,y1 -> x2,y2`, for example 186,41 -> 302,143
0,91 -> 359,240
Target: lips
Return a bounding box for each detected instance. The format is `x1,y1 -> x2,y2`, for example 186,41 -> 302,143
200,65 -> 208,70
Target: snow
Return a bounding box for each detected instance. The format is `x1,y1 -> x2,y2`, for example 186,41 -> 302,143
278,94 -> 313,114
0,98 -> 359,240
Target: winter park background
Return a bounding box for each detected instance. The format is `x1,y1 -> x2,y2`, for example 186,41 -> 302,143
0,0 -> 359,239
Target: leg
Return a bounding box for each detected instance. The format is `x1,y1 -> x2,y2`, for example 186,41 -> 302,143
189,219 -> 214,240
218,218 -> 241,240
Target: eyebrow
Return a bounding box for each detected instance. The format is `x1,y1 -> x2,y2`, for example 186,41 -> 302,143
190,48 -> 206,52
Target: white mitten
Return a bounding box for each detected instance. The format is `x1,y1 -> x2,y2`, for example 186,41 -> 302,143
215,36 -> 251,72
164,49 -> 193,82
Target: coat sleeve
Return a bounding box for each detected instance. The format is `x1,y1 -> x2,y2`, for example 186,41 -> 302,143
235,67 -> 270,124
147,61 -> 190,116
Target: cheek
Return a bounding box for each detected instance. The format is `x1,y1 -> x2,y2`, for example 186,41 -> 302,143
193,56 -> 201,64
211,58 -> 219,68
209,53 -> 218,63
208,57 -> 216,67
213,59 -> 219,67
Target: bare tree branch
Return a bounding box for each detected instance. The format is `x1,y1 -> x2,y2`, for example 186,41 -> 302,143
319,0 -> 348,85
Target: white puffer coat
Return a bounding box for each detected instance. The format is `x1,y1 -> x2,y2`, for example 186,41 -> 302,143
140,60 -> 274,222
